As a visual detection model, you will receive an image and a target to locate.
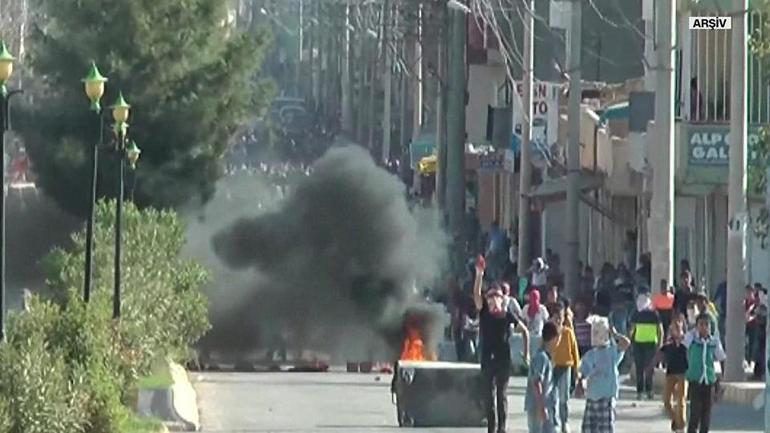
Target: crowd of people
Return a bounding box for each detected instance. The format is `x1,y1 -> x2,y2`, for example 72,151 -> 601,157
445,228 -> 765,433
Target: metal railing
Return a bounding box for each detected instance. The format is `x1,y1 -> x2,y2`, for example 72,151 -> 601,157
678,9 -> 768,124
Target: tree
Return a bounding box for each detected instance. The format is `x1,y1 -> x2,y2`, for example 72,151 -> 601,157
42,200 -> 211,365
750,10 -> 770,249
19,0 -> 274,215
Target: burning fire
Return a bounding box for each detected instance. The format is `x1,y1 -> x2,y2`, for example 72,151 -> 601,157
400,324 -> 437,361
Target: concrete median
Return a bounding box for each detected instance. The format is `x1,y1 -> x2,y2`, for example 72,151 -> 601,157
137,361 -> 201,432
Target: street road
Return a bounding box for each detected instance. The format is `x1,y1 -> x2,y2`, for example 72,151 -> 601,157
194,372 -> 762,432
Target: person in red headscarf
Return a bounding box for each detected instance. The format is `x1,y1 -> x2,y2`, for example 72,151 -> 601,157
524,288 -> 551,362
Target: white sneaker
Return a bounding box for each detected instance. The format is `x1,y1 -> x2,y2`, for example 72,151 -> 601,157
562,425 -> 571,433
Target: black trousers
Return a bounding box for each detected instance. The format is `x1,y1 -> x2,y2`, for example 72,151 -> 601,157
633,343 -> 657,395
688,381 -> 713,433
482,361 -> 511,433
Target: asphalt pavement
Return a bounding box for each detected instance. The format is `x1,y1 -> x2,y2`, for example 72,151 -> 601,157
193,371 -> 762,432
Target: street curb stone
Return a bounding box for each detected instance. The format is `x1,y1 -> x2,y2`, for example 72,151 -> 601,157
169,361 -> 201,431
627,368 -> 763,406
137,361 -> 201,431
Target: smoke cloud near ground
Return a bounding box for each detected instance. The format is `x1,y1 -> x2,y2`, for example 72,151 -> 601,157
210,146 -> 449,361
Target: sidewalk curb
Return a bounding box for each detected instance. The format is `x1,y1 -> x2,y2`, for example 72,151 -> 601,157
627,368 -> 763,406
137,361 -> 201,432
168,362 -> 201,431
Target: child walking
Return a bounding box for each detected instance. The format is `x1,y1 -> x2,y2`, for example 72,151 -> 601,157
684,313 -> 726,433
653,322 -> 689,433
525,321 -> 560,433
578,316 -> 631,433
548,302 -> 580,433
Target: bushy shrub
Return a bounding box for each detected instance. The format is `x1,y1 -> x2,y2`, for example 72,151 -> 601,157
0,200 -> 210,432
0,325 -> 88,433
43,200 -> 211,372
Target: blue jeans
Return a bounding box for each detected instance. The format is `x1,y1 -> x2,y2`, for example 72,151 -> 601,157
529,336 -> 541,363
527,410 -> 558,433
553,366 -> 572,427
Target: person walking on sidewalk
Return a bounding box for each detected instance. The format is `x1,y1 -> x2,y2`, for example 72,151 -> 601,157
577,316 -> 631,433
684,313 -> 726,433
653,322 -> 689,433
473,257 -> 530,433
548,303 -> 580,433
630,291 -> 663,400
524,289 -> 550,361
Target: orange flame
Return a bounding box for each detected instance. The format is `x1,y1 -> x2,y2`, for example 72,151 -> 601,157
400,326 -> 437,361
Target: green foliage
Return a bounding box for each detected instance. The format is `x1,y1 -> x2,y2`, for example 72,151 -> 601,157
21,0 -> 274,216
43,200 -> 211,369
0,322 -> 89,433
125,416 -> 163,433
750,15 -> 770,249
749,128 -> 769,248
0,201 -> 210,432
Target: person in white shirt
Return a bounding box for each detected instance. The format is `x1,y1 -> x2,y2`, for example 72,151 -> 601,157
529,257 -> 550,296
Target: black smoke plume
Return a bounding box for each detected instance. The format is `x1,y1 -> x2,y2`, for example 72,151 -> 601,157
210,146 -> 449,360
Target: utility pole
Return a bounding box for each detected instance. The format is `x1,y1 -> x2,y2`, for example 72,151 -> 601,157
725,0 -> 749,382
367,5 -> 381,150
297,0 -> 304,97
341,0 -> 354,134
565,0 -> 581,299
516,0 -> 534,277
650,0 -> 675,301
311,0 -> 320,108
446,0 -> 467,274
357,35 -> 370,143
411,3 -> 424,145
381,0 -> 393,164
399,3 -> 414,183
436,2 -> 448,211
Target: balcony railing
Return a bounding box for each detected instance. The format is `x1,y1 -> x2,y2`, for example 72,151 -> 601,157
677,9 -> 769,124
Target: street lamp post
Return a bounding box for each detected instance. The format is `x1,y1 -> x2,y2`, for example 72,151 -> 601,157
110,92 -> 129,319
0,41 -> 22,340
82,61 -> 108,304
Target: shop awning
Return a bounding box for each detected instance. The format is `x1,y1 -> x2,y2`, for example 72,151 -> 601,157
526,170 -> 605,200
597,101 -> 629,125
418,155 -> 437,175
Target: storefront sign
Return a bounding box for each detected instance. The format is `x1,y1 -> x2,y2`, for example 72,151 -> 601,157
479,149 -> 515,172
511,81 -> 560,167
479,152 -> 505,170
687,125 -> 762,166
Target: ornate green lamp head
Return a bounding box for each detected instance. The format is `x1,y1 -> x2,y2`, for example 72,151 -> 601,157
111,92 -> 130,123
126,140 -> 141,169
82,61 -> 108,112
0,42 -> 15,96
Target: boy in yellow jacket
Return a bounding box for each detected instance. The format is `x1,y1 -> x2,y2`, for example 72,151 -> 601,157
549,302 -> 580,433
